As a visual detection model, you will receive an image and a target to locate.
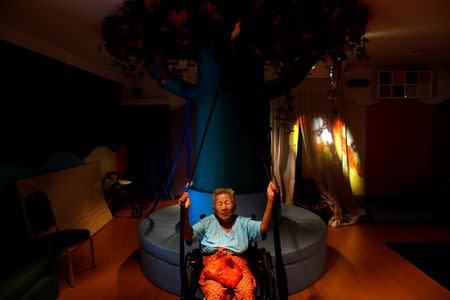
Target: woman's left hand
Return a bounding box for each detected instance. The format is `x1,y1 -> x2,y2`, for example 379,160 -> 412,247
267,181 -> 278,201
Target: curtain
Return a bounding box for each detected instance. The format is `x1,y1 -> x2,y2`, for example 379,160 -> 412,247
293,78 -> 365,227
270,76 -> 366,226
270,95 -> 298,204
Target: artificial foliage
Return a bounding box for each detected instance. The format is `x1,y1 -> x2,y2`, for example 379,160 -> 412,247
102,0 -> 370,81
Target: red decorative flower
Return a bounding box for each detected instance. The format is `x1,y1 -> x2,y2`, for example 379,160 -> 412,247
145,0 -> 161,14
168,9 -> 189,29
200,2 -> 216,14
272,13 -> 281,26
211,12 -> 223,22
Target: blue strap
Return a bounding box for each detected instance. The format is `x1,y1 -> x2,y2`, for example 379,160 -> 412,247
157,88 -> 192,200
184,88 -> 192,180
157,124 -> 185,199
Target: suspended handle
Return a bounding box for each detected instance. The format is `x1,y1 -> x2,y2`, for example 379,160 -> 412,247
179,89 -> 218,300
179,201 -> 191,299
261,134 -> 289,300
272,189 -> 288,300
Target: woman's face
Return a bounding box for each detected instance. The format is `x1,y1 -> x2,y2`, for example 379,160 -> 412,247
214,193 -> 235,224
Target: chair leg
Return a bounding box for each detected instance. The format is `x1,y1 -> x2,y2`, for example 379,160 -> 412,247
66,249 -> 75,288
89,237 -> 96,268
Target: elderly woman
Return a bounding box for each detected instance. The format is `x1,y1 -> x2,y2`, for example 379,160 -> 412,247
179,181 -> 278,300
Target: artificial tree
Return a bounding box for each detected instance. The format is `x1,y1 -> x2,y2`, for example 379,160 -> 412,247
102,0 -> 370,195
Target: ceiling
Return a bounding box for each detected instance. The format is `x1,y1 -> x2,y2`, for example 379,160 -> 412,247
363,0 -> 450,66
1,0 -> 450,107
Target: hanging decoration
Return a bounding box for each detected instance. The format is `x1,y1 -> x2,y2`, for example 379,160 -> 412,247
328,56 -> 342,114
274,93 -> 297,135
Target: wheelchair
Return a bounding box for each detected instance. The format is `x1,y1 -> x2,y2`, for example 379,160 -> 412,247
183,219 -> 278,299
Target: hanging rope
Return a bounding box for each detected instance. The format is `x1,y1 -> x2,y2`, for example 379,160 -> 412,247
186,90 -> 219,187
146,87 -> 193,218
180,89 -> 219,300
263,130 -> 289,300
179,199 -> 190,299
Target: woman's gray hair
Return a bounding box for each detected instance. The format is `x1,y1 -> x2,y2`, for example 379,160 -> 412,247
213,188 -> 236,203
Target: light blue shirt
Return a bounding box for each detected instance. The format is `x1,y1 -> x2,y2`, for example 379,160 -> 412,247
192,214 -> 262,254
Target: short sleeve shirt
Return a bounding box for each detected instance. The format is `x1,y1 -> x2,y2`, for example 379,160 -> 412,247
192,214 -> 262,254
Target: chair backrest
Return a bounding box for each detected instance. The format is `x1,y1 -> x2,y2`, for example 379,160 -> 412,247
24,191 -> 57,236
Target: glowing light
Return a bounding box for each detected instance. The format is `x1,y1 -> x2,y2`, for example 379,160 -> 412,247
350,168 -> 365,196
313,117 -> 333,145
311,116 -> 364,195
289,123 -> 299,153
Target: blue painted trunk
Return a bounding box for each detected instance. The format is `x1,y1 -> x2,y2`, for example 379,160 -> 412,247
192,47 -> 269,193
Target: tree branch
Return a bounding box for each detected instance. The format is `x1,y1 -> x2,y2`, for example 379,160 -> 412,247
144,59 -> 197,100
263,56 -> 322,100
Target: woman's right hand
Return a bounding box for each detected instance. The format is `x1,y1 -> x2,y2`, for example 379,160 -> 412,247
178,192 -> 191,209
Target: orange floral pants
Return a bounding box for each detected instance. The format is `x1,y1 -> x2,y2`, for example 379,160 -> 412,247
199,248 -> 256,300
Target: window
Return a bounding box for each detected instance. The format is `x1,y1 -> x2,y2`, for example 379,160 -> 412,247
378,70 -> 432,99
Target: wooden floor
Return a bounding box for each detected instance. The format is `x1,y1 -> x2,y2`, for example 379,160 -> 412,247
57,201 -> 449,300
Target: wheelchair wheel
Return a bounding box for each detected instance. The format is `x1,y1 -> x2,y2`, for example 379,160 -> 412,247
185,249 -> 203,299
254,249 -> 277,300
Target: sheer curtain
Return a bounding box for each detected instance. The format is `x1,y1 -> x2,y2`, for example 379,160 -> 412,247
270,95 -> 298,204
270,77 -> 365,226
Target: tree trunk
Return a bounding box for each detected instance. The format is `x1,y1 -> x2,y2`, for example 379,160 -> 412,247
192,46 -> 269,193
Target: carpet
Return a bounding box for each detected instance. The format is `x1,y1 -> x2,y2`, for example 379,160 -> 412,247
386,241 -> 450,290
